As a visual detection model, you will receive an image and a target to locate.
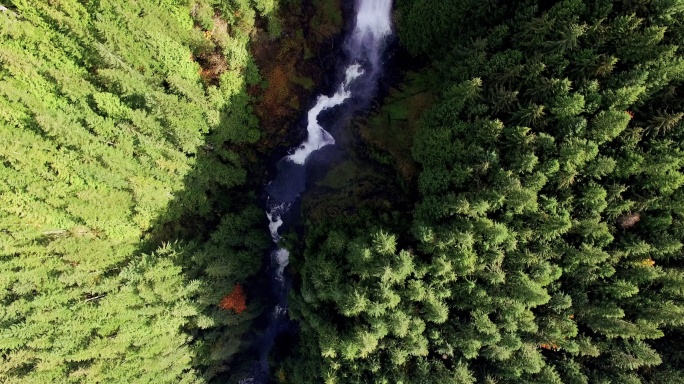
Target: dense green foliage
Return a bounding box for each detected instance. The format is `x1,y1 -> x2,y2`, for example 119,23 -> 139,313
5,0 -> 684,382
0,0 -> 279,382
290,1 -> 684,383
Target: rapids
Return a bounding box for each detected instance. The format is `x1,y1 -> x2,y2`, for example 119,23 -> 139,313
244,1 -> 394,382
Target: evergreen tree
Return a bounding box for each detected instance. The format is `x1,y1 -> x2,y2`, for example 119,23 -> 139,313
291,0 -> 684,382
0,0 -> 274,381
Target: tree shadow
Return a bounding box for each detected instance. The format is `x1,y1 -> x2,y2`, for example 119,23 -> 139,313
136,86 -> 274,381
129,1 -> 358,381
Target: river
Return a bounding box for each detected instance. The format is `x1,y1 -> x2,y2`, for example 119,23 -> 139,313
243,1 -> 393,382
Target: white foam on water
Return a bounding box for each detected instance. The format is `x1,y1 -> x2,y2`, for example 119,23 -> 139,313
286,0 -> 393,166
266,202 -> 292,241
252,2 -> 393,380
266,214 -> 282,241
274,304 -> 287,317
287,64 -> 364,165
354,0 -> 393,42
344,64 -> 364,85
274,248 -> 290,281
266,211 -> 282,240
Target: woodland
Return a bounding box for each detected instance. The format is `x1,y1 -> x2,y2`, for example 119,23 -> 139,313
1,0 -> 684,383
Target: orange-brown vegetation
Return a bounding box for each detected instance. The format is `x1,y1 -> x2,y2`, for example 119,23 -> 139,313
262,65 -> 294,118
220,283 -> 247,314
199,52 -> 228,84
251,24 -> 309,119
539,342 -> 559,351
244,0 -> 344,155
192,14 -> 231,85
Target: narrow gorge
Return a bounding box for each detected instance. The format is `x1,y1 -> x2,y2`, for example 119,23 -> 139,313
244,0 -> 394,381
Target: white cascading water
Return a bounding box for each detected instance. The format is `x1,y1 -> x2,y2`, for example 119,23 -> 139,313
268,0 -> 392,249
355,0 -> 392,39
286,64 -> 363,165
246,1 -> 393,382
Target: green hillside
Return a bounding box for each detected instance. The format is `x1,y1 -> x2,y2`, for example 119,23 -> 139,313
0,0 -> 273,382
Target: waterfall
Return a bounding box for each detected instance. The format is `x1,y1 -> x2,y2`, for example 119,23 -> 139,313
268,0 -> 393,239
286,64 -> 364,165
247,1 -> 393,381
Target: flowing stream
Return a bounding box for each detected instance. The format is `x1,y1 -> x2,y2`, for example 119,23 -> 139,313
245,1 -> 393,381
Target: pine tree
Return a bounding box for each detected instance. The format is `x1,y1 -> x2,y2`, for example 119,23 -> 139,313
0,0 -> 272,381
290,0 -> 684,382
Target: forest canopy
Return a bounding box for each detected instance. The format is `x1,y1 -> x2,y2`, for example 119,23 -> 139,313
288,0 -> 684,383
0,0 -> 275,382
2,0 -> 684,383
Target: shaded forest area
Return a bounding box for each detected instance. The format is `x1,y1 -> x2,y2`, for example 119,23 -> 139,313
0,0 -> 343,382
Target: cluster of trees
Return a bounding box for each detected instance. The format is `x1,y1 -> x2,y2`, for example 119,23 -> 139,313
290,0 -> 684,383
0,0 -> 280,382
5,0 -> 684,382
